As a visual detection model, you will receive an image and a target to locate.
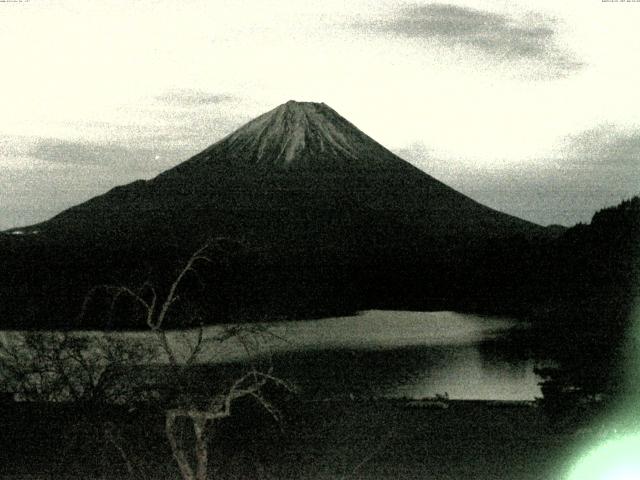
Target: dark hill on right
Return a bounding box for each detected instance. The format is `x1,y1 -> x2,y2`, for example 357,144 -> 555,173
515,197 -> 640,412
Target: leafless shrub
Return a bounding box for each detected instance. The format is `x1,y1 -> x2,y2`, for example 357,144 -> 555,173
0,331 -> 157,402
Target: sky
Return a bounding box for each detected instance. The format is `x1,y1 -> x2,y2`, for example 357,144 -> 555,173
1,0 -> 639,229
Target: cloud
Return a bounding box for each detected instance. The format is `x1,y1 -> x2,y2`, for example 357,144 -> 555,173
560,125 -> 640,168
357,4 -> 582,77
24,138 -> 196,179
155,89 -> 235,107
394,129 -> 640,227
28,139 -> 155,168
11,97 -> 249,174
1,137 -> 190,229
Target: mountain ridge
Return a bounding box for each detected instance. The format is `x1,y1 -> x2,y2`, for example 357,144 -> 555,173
14,100 -> 543,241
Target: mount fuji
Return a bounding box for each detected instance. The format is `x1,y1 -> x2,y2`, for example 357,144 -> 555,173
18,101 -> 542,242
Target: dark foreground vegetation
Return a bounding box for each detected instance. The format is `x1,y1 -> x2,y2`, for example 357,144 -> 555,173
0,399 -> 607,480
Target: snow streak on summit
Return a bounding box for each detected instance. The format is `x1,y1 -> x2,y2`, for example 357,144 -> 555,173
181,100 -> 410,172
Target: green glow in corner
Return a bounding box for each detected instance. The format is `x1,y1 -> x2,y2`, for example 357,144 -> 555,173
568,435 -> 640,480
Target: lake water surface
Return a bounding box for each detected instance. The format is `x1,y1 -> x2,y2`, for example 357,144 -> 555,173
174,310 -> 541,401
2,310 -> 542,401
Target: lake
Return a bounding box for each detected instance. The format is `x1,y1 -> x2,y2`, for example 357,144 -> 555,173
0,310 -> 542,402
167,310 -> 542,401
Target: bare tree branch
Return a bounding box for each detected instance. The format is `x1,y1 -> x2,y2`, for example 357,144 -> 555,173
154,240 -> 213,332
184,325 -> 205,367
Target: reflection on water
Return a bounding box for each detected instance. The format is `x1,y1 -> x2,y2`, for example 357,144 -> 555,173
271,343 -> 540,401
187,310 -> 519,361
190,310 -> 540,401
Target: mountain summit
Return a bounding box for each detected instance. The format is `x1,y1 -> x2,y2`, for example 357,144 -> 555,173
174,100 -> 411,173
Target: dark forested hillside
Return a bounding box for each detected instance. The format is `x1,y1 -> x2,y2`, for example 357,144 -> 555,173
528,197 -> 640,409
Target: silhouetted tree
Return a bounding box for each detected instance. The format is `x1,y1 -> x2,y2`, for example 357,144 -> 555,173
87,239 -> 293,480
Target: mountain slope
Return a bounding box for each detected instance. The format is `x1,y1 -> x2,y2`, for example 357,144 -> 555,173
22,101 -> 542,245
